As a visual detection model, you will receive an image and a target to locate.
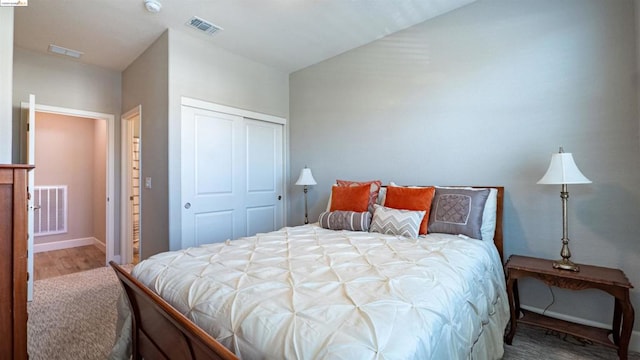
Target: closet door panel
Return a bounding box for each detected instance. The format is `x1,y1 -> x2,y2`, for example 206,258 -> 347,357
244,119 -> 283,235
181,107 -> 244,248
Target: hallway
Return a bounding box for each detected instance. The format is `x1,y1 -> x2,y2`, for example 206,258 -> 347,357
34,245 -> 105,280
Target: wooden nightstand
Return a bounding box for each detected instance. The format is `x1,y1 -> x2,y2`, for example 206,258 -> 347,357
504,255 -> 635,360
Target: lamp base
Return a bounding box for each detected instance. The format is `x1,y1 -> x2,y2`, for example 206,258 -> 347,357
552,258 -> 580,272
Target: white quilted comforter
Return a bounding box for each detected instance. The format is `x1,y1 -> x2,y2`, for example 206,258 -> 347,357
117,224 -> 509,360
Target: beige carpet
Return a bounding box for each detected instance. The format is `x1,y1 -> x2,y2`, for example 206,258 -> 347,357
28,265 -> 639,360
28,265 -> 129,360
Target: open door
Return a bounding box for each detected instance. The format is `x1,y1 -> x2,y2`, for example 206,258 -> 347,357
25,94 -> 35,301
121,106 -> 141,264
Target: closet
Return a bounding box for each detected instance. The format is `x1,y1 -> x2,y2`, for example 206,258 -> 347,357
0,164 -> 32,360
180,101 -> 285,249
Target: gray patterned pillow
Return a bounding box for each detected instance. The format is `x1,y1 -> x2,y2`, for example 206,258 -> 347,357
318,211 -> 371,231
369,204 -> 425,238
427,188 -> 490,239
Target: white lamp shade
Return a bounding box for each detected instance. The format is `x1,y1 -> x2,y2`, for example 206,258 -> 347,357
295,168 -> 317,186
537,152 -> 591,185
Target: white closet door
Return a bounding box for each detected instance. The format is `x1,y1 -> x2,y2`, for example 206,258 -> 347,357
181,106 -> 284,249
181,106 -> 244,248
244,119 -> 283,236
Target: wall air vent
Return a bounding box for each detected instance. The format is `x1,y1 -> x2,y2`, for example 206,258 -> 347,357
186,16 -> 223,35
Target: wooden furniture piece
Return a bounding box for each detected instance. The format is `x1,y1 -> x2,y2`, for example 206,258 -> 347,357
110,262 -> 239,360
113,186 -> 504,359
504,254 -> 635,360
0,164 -> 33,360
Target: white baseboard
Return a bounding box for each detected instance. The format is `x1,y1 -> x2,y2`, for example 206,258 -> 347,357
34,237 -> 104,253
521,305 -> 640,353
93,238 -> 106,253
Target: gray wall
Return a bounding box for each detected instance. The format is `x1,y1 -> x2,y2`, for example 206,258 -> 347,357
290,0 -> 640,334
121,29 -> 289,257
121,31 -> 169,259
167,29 -> 289,251
0,8 -> 13,163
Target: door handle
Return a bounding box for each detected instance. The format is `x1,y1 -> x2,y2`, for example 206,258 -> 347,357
184,202 -> 191,209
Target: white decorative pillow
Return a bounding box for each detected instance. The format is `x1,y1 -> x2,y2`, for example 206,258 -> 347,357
377,187 -> 387,206
481,188 -> 498,241
369,204 -> 425,238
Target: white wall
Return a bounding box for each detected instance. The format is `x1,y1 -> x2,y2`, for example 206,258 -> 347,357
93,117 -> 107,245
290,0 -> 640,336
0,8 -> 13,163
167,29 -> 289,251
12,47 -> 121,158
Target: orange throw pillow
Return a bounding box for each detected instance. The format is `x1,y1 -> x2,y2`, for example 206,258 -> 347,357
336,179 -> 382,213
330,184 -> 371,212
384,186 -> 435,235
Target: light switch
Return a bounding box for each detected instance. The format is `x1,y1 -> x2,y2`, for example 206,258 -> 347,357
145,177 -> 152,189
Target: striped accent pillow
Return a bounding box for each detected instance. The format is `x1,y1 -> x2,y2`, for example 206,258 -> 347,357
369,204 -> 425,238
318,211 -> 371,231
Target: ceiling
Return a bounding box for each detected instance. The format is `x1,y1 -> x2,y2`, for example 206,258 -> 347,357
14,0 -> 475,73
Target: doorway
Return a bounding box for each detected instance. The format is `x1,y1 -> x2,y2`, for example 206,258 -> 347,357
31,112 -> 107,279
121,106 -> 142,264
21,98 -> 115,300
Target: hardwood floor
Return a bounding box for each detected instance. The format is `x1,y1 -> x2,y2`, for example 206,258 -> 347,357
34,245 -> 105,281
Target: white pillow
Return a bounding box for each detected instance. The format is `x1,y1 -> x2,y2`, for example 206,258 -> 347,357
325,184 -> 336,212
377,187 -> 387,206
481,188 -> 498,241
369,204 -> 425,238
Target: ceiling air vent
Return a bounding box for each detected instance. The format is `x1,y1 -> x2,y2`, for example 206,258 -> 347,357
186,16 -> 223,35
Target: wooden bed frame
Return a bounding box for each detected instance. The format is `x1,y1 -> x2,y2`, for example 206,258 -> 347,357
111,186 -> 504,359
110,261 -> 239,360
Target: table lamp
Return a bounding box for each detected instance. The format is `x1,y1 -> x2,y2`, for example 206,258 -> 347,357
537,147 -> 591,272
295,167 -> 317,224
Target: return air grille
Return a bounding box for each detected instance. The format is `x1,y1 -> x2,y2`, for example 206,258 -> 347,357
186,16 -> 223,35
34,185 -> 68,236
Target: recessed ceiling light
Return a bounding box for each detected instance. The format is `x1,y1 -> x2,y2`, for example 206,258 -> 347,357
144,0 -> 162,13
48,44 -> 83,59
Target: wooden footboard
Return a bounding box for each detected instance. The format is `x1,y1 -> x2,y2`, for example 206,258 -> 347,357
109,261 -> 238,360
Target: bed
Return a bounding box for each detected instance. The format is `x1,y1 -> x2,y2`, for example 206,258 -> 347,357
110,185 -> 508,360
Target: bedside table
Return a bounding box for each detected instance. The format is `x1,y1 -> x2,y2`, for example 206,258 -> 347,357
504,255 -> 635,360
